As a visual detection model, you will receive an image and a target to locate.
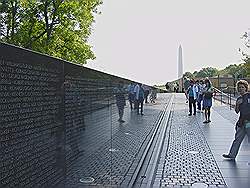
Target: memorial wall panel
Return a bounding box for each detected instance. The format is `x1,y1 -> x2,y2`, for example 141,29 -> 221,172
0,43 -> 65,188
64,63 -> 116,170
0,43 -> 132,187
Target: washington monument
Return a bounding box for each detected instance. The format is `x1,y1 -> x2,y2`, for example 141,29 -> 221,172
178,45 -> 183,78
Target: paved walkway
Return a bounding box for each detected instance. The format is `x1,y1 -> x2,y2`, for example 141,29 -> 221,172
63,93 -> 249,188
152,94 -> 250,188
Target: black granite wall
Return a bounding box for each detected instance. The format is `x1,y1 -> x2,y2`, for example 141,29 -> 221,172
0,43 -> 131,187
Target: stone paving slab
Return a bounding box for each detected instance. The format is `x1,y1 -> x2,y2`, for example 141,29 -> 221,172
154,94 -> 227,187
201,100 -> 250,188
152,94 -> 249,188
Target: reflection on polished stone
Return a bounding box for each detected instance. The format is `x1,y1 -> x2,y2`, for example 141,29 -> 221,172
79,177 -> 95,183
192,182 -> 208,188
109,148 -> 119,152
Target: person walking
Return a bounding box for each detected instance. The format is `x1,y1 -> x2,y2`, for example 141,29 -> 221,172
187,80 -> 198,116
202,78 -> 213,123
115,81 -> 126,123
127,83 -> 135,110
134,83 -> 145,115
143,85 -> 150,103
222,80 -> 250,160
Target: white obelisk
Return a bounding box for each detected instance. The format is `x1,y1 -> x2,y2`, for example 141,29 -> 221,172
178,45 -> 183,78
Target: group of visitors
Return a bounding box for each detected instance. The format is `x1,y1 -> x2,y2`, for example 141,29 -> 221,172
115,82 -> 157,123
184,77 -> 214,123
185,77 -> 250,160
116,78 -> 250,160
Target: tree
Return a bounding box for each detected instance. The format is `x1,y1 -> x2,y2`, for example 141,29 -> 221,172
182,72 -> 194,79
194,67 -> 219,78
219,64 -> 247,78
239,30 -> 250,77
244,60 -> 250,77
222,64 -> 238,76
0,0 -> 102,64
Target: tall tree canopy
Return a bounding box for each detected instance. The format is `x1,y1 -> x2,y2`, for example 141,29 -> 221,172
182,72 -> 194,79
219,64 -> 247,78
193,67 -> 219,78
0,0 -> 102,64
240,30 -> 250,77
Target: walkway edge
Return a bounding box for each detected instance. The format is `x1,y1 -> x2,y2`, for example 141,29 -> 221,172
145,95 -> 173,188
128,94 -> 174,188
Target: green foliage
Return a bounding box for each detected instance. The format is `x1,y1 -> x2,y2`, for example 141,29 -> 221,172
219,64 -> 238,77
182,72 -> 194,79
218,64 -> 247,78
239,29 -> 250,77
194,67 -> 219,78
244,62 -> 250,77
0,0 -> 102,64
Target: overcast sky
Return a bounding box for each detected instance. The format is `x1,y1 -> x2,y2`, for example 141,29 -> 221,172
86,0 -> 250,85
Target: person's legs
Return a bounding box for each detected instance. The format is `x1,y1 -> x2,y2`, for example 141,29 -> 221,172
193,99 -> 196,115
204,108 -> 208,122
227,126 -> 246,158
197,95 -> 201,110
188,97 -> 193,115
118,107 -> 123,120
128,94 -> 133,110
201,97 -> 204,112
140,101 -> 144,115
135,100 -> 139,114
129,100 -> 133,110
207,107 -> 211,122
197,101 -> 201,111
121,108 -> 124,120
145,91 -> 149,103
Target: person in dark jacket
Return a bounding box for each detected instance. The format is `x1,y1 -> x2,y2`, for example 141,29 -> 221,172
223,80 -> 250,159
187,80 -> 198,116
115,82 -> 126,123
134,83 -> 145,115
